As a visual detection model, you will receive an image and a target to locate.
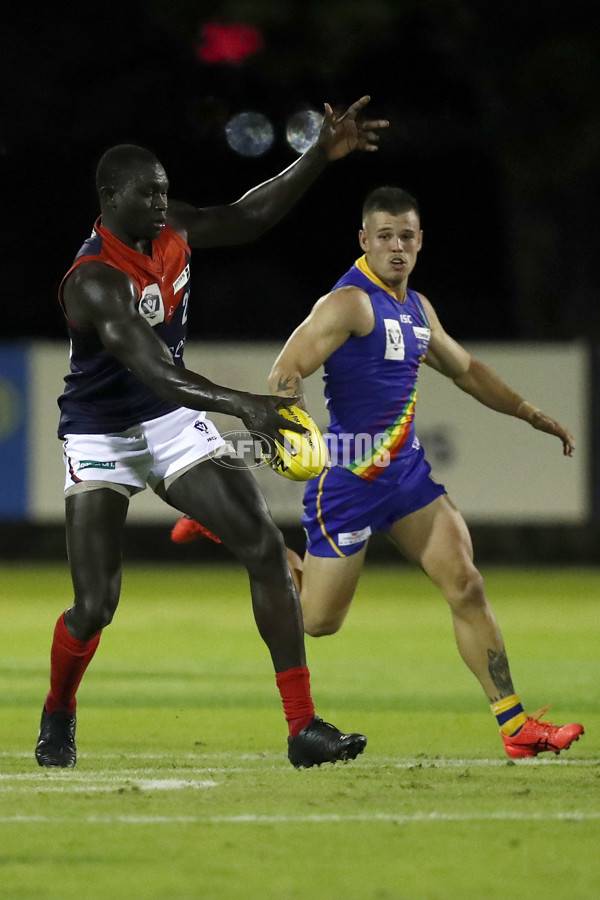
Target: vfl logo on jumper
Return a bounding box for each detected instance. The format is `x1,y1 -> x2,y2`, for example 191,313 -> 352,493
172,265 -> 190,294
139,284 -> 165,325
338,526 -> 372,547
384,319 -> 405,360
78,460 -> 116,470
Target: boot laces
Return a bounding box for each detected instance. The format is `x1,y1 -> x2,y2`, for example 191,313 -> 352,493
527,705 -> 560,747
530,705 -> 554,728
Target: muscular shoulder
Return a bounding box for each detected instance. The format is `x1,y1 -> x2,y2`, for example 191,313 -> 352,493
63,261 -> 138,326
314,285 -> 374,338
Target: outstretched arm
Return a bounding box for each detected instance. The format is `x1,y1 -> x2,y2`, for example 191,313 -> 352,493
421,294 -> 575,456
268,286 -> 374,407
168,96 -> 388,248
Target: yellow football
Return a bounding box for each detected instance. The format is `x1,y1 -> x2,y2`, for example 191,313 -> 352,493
268,405 -> 328,481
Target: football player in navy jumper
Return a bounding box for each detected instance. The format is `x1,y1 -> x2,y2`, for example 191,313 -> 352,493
35,97 -> 388,770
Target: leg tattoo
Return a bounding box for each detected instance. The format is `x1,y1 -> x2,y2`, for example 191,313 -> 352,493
487,648 -> 515,701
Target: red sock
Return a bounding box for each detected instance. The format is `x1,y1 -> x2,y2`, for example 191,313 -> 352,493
275,665 -> 315,738
44,613 -> 101,715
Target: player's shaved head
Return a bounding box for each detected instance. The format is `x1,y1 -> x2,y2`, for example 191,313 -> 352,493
362,186 -> 420,223
95,144 -> 162,195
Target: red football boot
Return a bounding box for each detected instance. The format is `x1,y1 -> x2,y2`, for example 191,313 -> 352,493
170,516 -> 221,544
501,706 -> 584,759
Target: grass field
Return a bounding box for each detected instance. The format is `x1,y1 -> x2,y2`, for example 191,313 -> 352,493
1,562 -> 598,899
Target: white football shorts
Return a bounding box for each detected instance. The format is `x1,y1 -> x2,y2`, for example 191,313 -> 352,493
62,407 -> 232,499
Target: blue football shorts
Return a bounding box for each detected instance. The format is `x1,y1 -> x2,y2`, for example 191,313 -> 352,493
302,446 -> 446,558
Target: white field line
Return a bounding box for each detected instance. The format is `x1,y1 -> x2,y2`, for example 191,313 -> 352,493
0,779 -> 219,793
0,771 -> 220,781
0,756 -> 598,794
1,751 -> 599,767
0,811 -> 599,826
0,771 -> 219,793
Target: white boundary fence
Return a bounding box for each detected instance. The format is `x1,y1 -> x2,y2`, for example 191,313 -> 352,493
0,341 -> 589,525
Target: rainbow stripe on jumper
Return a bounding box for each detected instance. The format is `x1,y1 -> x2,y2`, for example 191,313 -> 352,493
346,386 -> 418,482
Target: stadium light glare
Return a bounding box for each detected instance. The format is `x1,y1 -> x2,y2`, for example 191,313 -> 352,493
285,109 -> 323,154
225,111 -> 274,156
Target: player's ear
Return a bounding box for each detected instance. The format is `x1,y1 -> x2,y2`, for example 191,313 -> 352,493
417,229 -> 423,251
99,186 -> 116,207
359,229 -> 368,251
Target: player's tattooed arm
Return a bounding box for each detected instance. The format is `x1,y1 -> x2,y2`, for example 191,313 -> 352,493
275,373 -> 307,409
487,648 -> 516,702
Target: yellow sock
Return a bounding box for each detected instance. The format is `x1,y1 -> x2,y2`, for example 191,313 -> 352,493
491,694 -> 527,736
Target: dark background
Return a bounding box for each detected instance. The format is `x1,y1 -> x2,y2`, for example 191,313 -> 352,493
2,0 -> 599,346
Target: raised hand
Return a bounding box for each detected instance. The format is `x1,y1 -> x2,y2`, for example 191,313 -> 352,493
316,95 -> 389,161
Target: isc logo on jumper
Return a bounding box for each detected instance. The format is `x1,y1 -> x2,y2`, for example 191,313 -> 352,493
138,284 -> 165,325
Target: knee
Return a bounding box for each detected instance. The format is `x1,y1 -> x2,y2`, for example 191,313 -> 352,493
237,519 -> 286,576
444,563 -> 486,614
304,620 -> 340,638
302,606 -> 344,638
71,580 -> 120,638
